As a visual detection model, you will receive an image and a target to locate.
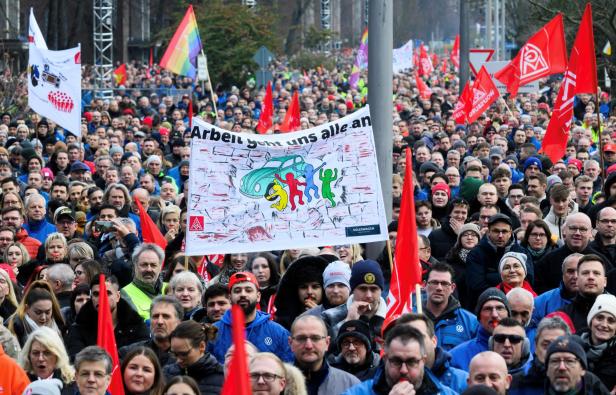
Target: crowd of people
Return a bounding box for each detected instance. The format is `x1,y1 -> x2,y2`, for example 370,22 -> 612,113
1,50 -> 616,395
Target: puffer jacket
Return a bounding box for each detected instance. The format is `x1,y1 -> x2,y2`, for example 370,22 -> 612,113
431,347 -> 468,394
163,353 -> 224,394
424,295 -> 478,351
532,283 -> 574,324
509,356 -> 544,395
341,366 -> 457,395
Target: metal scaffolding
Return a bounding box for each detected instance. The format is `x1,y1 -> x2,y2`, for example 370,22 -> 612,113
93,0 -> 114,97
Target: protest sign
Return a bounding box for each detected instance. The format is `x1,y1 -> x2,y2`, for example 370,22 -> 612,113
392,39 -> 413,73
185,106 -> 388,255
28,45 -> 81,137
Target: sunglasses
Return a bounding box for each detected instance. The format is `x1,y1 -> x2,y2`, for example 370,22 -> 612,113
492,334 -> 524,344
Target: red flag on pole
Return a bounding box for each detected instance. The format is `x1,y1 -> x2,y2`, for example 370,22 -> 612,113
133,196 -> 168,252
256,81 -> 274,134
97,274 -> 125,395
415,74 -> 432,100
451,35 -> 460,69
419,44 -> 434,77
541,4 -> 597,162
495,14 -> 567,96
220,305 -> 253,395
113,64 -> 126,86
149,47 -> 154,68
387,149 -> 422,318
280,91 -> 300,133
467,66 -> 499,123
453,82 -> 472,124
188,96 -> 193,129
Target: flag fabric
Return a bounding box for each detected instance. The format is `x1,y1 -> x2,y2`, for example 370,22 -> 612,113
279,91 -> 300,132
418,44 -> 434,77
97,274 -> 125,395
495,14 -> 567,96
441,57 -> 448,74
256,81 -> 274,134
451,35 -> 460,69
415,74 -> 432,100
453,82 -> 472,124
28,8 -> 47,49
113,64 -> 127,86
188,97 -> 194,128
541,3 -> 597,162
134,197 -> 167,251
467,66 -> 499,123
603,41 -> 612,56
220,305 -> 252,395
28,45 -> 81,138
386,149 -> 422,318
349,29 -> 368,89
160,5 -> 203,79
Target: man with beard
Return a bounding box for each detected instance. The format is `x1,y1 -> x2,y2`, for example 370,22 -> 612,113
211,271 -> 293,363
102,183 -> 141,233
330,319 -> 381,381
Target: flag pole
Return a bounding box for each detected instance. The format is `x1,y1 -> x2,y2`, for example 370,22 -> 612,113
415,284 -> 423,314
201,49 -> 218,121
597,92 -> 605,179
386,239 -> 394,273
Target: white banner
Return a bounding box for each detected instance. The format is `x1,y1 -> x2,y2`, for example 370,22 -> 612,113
393,39 -> 414,73
28,8 -> 48,49
28,45 -> 81,137
185,106 -> 388,255
483,61 -> 539,95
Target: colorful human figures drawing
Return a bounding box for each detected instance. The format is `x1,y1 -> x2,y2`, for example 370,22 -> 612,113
265,179 -> 288,211
319,167 -> 338,207
303,162 -> 326,202
275,173 -> 306,211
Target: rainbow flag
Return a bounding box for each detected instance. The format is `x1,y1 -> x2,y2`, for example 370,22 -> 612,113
349,28 -> 368,89
160,5 -> 202,79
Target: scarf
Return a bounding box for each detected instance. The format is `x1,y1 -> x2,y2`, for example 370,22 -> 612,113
132,277 -> 163,299
497,280 -> 537,297
24,314 -> 61,338
527,246 -> 546,258
458,248 -> 471,263
580,332 -> 608,362
217,267 -> 240,287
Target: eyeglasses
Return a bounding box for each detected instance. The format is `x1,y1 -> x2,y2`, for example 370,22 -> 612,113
426,280 -> 452,288
387,357 -> 423,369
249,372 -> 284,383
548,357 -> 580,369
334,245 -> 351,250
341,339 -> 364,349
492,334 -> 524,344
529,232 -> 547,238
292,335 -> 326,344
567,225 -> 589,234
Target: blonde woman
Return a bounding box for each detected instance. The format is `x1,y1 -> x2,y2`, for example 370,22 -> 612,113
334,244 -> 364,266
19,327 -> 75,388
44,233 -> 68,264
67,241 -> 94,269
158,204 -> 181,242
3,241 -> 30,274
0,268 -> 18,320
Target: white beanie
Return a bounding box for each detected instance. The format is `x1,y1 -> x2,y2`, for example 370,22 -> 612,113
22,379 -> 63,395
498,252 -> 528,275
322,260 -> 351,289
587,294 -> 616,326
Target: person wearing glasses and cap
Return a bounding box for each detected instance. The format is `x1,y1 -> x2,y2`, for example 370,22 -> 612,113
488,318 -> 532,375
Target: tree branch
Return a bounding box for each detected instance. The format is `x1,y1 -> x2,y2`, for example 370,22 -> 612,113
526,0 -> 579,25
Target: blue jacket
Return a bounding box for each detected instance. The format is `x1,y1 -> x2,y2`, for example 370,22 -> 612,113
24,219 -> 57,243
425,296 -> 478,351
210,309 -> 294,363
449,326 -> 491,371
532,284 -> 573,324
432,347 -> 468,394
342,366 -> 457,395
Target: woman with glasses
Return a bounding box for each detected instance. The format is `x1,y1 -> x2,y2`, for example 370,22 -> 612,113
444,223 -> 481,310
72,259 -> 102,288
334,244 -> 363,266
520,220 -> 557,262
496,252 -> 536,296
163,320 -> 223,394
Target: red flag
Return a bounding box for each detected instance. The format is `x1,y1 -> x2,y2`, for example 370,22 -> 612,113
495,14 -> 567,96
97,274 -> 125,395
188,96 -> 193,128
467,66 -> 499,123
451,35 -> 460,69
419,44 -> 434,77
541,4 -> 596,162
256,81 -> 274,134
387,149 -> 422,318
280,91 -> 300,132
440,58 -> 448,74
220,305 -> 252,395
415,74 -> 432,100
453,82 -> 472,124
133,197 -> 168,251
149,47 -> 154,68
431,52 -> 438,67
113,64 -> 126,86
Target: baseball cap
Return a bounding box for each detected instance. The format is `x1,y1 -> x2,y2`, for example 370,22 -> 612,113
54,206 -> 76,223
604,144 -> 616,153
228,272 -> 259,291
69,161 -> 90,173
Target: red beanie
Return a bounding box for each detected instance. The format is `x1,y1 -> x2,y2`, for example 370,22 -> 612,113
431,182 -> 451,199
568,158 -> 582,172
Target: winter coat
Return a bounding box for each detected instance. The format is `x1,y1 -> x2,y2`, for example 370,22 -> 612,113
579,331 -> 616,391
342,366 -> 457,395
532,283 -> 574,324
66,298 -> 149,360
163,354 -> 224,395
428,219 -> 458,261
15,228 -> 42,262
23,219 -> 57,243
7,313 -> 65,347
330,351 -> 381,381
424,296 -> 478,351
210,309 -> 294,364
544,370 -> 610,395
466,235 -> 533,307
509,356 -> 545,395
300,361 -> 359,395
589,237 -> 616,267
0,343 -> 29,395
321,296 -> 387,344
543,203 -> 578,244
431,347 -> 468,394
449,325 -> 491,371
560,292 -> 604,333
118,338 -> 174,367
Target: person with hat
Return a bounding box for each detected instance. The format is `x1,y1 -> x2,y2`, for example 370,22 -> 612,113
450,288 -> 511,371
466,214 -> 533,307
69,160 -> 91,182
330,319 -> 381,381
304,260 -> 352,317
603,143 -> 616,168
496,252 -> 536,296
23,193 -> 56,243
544,335 -> 610,394
211,271 -> 293,364
322,260 -> 387,343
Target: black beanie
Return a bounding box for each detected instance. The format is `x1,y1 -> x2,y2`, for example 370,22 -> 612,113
350,260 -> 385,291
474,287 -> 510,318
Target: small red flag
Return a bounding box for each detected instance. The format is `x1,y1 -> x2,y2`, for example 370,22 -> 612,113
387,149 -> 422,318
453,82 -> 472,124
149,47 -> 154,68
415,74 -> 432,100
134,197 -> 168,252
280,91 -> 300,133
113,64 -> 126,86
188,96 -> 193,129
451,35 -> 460,69
418,44 -> 434,77
541,4 -> 596,162
220,305 -> 253,395
495,14 -> 567,96
97,274 -> 125,395
467,66 -> 499,123
256,81 -> 274,134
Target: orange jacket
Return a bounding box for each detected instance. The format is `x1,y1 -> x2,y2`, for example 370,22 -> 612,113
15,228 -> 42,260
0,343 -> 30,395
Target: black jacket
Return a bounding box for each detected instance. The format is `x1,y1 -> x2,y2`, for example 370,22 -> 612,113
428,219 -> 458,261
589,237 -> 616,267
119,338 -> 175,367
544,370 -> 610,395
579,332 -> 616,391
329,351 -> 381,381
510,356 -> 544,394
559,293 -> 603,333
163,354 -> 224,394
67,298 -> 149,360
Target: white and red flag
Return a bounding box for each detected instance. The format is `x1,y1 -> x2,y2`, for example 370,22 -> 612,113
418,44 -> 434,77
28,8 -> 47,49
467,66 -> 499,123
453,82 -> 472,124
451,35 -> 460,69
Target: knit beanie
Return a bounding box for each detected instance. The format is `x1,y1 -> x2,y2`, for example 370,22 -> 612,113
587,294 -> 616,326
460,177 -> 483,202
545,335 -> 587,369
323,260 -> 352,289
336,319 -> 373,352
475,287 -> 510,317
457,223 -> 481,243
431,183 -> 451,199
350,260 -> 385,291
498,252 -> 528,275
523,157 -> 542,172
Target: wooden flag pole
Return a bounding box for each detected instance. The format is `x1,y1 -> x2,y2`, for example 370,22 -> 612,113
415,283 -> 423,314
386,239 -> 394,273
597,92 -> 606,180
201,50 -> 218,120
